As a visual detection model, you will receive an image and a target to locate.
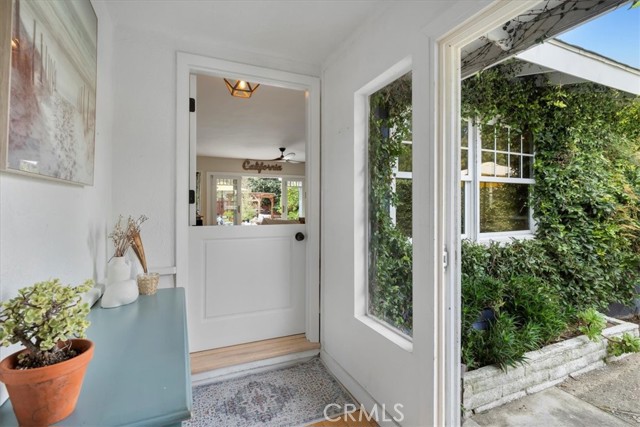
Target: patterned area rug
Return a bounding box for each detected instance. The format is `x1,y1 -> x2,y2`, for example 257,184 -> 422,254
183,357 -> 354,427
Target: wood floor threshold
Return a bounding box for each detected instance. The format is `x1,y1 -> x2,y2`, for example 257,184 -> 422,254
190,334 -> 320,374
308,410 -> 378,427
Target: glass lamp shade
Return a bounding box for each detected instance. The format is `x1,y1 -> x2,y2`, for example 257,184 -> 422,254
223,78 -> 260,98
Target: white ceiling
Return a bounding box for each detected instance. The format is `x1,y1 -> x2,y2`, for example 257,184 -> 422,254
196,75 -> 307,160
102,0 -> 389,161
101,0 -> 386,69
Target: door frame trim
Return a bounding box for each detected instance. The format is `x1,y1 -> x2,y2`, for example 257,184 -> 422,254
435,1 -> 544,425
175,52 -> 321,343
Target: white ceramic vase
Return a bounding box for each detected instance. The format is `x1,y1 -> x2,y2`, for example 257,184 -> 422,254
106,256 -> 131,286
102,257 -> 138,308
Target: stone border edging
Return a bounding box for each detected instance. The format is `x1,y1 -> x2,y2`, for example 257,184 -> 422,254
463,316 -> 639,415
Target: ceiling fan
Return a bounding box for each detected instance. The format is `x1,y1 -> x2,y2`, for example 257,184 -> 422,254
271,147 -> 301,164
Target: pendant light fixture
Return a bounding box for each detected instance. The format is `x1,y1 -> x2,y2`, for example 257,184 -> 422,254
223,78 -> 260,98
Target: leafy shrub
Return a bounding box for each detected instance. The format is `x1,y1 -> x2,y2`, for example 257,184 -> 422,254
575,308 -> 640,357
503,276 -> 567,344
576,308 -> 607,340
462,274 -> 567,370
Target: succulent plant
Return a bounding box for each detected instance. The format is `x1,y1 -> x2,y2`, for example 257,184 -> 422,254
0,279 -> 93,368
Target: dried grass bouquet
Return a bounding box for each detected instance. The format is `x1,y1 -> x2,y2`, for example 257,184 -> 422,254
108,215 -> 149,272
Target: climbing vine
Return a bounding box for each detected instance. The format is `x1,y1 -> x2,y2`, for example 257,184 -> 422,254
368,72 -> 413,334
462,62 -> 640,311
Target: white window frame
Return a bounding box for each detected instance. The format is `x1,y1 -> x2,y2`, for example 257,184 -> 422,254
390,140 -> 412,226
461,119 -> 536,242
356,58 -> 414,351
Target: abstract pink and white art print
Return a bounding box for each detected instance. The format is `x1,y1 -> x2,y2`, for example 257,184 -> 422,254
3,0 -> 97,185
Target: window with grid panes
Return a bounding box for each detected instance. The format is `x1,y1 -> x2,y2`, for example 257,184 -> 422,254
460,119 -> 535,240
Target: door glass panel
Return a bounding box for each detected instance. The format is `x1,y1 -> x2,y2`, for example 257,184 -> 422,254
192,74 -> 308,227
368,71 -> 413,337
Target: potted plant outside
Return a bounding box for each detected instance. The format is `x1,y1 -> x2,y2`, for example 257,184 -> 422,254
0,279 -> 94,426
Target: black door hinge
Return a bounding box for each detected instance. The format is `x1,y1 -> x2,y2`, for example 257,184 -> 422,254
189,190 -> 195,204
189,98 -> 196,112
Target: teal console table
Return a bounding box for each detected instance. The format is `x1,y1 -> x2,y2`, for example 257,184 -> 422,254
0,288 -> 192,426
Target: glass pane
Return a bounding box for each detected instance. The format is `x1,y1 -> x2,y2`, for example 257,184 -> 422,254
461,120 -> 469,148
461,182 -> 466,235
241,177 -> 282,224
523,131 -> 534,154
480,183 -> 530,232
495,153 -> 508,177
461,147 -> 469,176
368,71 -> 413,336
215,178 -> 239,225
481,125 -> 495,150
398,143 -> 412,172
511,130 -> 523,154
481,151 -> 495,176
496,126 -> 509,152
286,185 -> 302,220
510,154 -> 522,178
523,155 -> 533,179
396,178 -> 412,238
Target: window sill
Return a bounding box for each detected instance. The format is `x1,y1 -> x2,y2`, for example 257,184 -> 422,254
355,315 -> 413,353
476,232 -> 536,245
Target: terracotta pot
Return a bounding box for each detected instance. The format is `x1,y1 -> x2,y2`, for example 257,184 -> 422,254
0,339 -> 94,426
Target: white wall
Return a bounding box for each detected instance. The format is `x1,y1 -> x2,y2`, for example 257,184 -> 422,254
110,25 -> 319,288
0,0 -> 115,403
320,1 -> 490,425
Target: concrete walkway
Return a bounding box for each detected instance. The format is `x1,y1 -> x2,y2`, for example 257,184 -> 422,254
465,352 -> 640,426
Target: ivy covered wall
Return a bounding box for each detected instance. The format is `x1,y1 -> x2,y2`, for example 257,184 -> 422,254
462,63 -> 640,311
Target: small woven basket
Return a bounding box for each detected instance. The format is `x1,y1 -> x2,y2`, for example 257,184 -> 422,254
137,273 -> 160,295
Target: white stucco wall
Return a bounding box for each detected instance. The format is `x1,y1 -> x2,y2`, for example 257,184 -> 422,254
0,0 -> 115,404
320,1 -> 490,425
109,25 -> 320,288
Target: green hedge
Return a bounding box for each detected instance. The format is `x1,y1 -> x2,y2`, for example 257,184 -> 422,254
462,274 -> 567,370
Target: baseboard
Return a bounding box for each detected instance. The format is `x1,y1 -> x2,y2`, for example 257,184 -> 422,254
191,349 -> 320,387
320,350 -> 400,427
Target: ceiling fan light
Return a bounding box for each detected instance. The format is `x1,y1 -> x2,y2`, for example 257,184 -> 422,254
223,78 -> 260,98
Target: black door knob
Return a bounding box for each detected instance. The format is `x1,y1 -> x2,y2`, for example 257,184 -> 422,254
295,232 -> 305,241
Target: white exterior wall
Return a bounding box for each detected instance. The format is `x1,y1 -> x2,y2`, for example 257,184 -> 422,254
321,1 -> 490,425
110,26 -> 320,288
0,0 -> 115,404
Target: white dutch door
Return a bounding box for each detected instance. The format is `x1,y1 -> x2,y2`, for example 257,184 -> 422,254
185,69 -> 314,352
